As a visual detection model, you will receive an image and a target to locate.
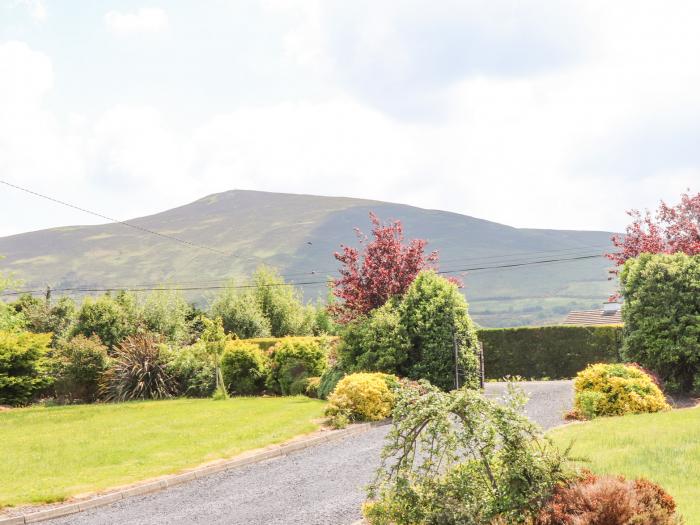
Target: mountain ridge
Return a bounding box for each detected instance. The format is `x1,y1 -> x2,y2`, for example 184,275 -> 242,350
0,189 -> 617,327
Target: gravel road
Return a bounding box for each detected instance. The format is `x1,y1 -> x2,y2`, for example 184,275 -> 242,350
47,381 -> 573,525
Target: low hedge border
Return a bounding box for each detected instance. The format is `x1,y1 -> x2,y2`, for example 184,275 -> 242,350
478,325 -> 623,380
0,422 -> 374,525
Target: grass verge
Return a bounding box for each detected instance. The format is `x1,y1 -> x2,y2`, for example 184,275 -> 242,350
550,406 -> 700,522
0,396 -> 325,508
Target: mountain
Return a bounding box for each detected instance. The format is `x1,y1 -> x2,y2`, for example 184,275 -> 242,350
0,190 -> 617,327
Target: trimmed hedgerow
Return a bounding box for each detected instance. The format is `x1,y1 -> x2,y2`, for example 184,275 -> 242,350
478,325 -> 622,380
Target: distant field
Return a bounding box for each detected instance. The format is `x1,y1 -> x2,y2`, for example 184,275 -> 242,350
550,407 -> 700,523
0,396 -> 325,508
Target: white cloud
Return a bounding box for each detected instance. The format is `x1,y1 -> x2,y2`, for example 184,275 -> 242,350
104,7 -> 168,35
2,2 -> 700,237
10,0 -> 46,21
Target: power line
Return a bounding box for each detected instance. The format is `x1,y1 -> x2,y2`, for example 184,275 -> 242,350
0,253 -> 605,297
0,179 -> 235,258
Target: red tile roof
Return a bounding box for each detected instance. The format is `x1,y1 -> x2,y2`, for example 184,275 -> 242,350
563,309 -> 623,326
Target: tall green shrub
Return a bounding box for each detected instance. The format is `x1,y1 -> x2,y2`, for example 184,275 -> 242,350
399,271 -> 480,390
478,325 -> 622,380
141,289 -> 189,344
221,341 -> 267,395
210,286 -> 271,339
253,267 -> 311,337
339,300 -> 410,375
73,293 -> 138,351
266,338 -> 327,395
620,253 -> 700,392
165,342 -> 215,398
0,331 -> 52,406
52,335 -> 109,402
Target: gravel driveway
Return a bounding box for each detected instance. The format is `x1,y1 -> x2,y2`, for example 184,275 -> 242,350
47,381 -> 573,525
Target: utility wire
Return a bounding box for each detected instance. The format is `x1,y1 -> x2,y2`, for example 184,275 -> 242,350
0,253 -> 604,297
0,179 -> 235,258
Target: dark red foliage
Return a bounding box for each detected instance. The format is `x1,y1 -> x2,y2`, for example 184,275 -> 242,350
608,191 -> 700,268
330,213 -> 440,323
535,471 -> 678,525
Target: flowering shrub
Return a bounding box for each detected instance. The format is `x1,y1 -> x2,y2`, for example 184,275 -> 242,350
325,372 -> 397,427
535,471 -> 682,524
573,363 -> 670,418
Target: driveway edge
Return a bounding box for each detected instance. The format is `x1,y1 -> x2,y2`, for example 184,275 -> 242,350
0,423 -> 374,525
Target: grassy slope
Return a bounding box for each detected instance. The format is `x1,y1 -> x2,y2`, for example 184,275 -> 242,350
550,407 -> 700,522
0,190 -> 617,327
0,396 -> 325,508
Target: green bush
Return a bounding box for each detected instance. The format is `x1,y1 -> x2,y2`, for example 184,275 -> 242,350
266,338 -> 327,395
0,331 -> 52,406
221,341 -> 267,395
305,376 -> 321,398
399,271 -> 480,390
364,381 -> 573,525
253,267 -> 313,337
166,343 -> 215,398
210,287 -> 271,339
100,334 -> 176,401
337,271 -> 480,391
141,289 -> 190,344
52,335 -> 109,402
573,363 -> 670,418
318,365 -> 345,400
478,325 -> 622,380
339,301 -> 410,375
620,253 -> 700,392
243,336 -> 336,353
73,293 -> 139,351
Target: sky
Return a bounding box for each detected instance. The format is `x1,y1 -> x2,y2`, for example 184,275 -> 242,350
1,0 -> 698,237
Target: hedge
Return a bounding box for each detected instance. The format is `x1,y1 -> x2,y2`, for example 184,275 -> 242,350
241,336 -> 338,353
478,325 -> 622,380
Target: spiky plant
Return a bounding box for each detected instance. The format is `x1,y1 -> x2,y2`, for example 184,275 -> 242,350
101,334 -> 176,401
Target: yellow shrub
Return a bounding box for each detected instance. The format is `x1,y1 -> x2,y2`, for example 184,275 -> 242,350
574,363 -> 670,418
326,372 -> 396,426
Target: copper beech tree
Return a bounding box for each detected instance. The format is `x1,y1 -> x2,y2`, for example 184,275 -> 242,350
608,190 -> 700,267
331,213 -> 443,323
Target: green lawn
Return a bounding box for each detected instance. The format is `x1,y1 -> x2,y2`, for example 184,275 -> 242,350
0,396 -> 325,508
550,407 -> 700,522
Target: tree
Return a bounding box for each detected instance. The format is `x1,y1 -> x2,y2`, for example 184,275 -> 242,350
11,294 -> 76,342
399,271 -> 480,391
608,191 -> 700,267
72,293 -> 139,351
201,317 -> 228,399
331,213 -> 440,323
141,289 -> 189,344
253,267 -> 311,337
620,253 -> 700,393
210,284 -> 271,339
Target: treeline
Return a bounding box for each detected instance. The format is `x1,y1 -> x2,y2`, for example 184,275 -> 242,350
1,267 -> 337,349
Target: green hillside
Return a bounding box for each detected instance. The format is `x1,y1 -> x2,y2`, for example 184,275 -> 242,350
0,190 -> 617,327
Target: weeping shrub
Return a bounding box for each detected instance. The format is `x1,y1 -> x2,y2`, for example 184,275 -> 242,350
220,341 -> 267,395
100,334 -> 177,401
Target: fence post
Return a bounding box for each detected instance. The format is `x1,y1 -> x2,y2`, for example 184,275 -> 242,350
478,341 -> 485,389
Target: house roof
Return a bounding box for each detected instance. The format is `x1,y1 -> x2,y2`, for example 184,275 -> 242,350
563,309 -> 623,326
